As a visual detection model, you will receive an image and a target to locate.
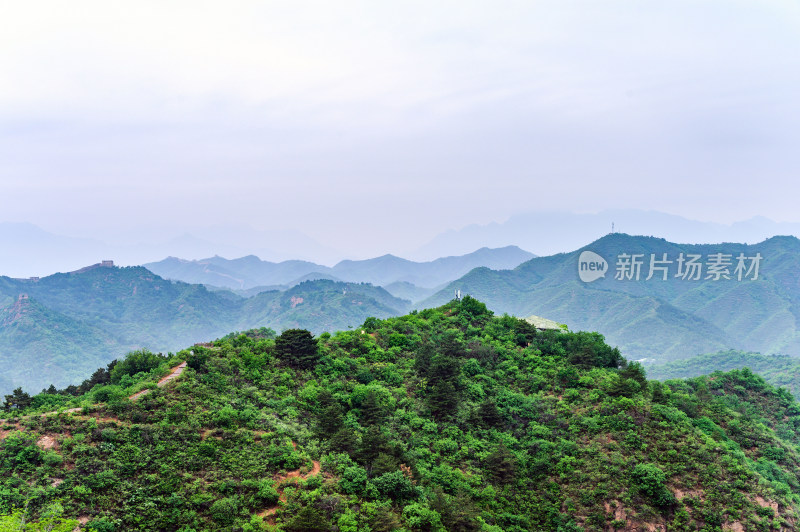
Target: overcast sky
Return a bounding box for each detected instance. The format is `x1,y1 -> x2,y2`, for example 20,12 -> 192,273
2,1 -> 799,258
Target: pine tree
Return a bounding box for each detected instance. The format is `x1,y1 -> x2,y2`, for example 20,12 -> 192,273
3,387 -> 32,411
426,354 -> 462,420
360,390 -> 385,425
485,445 -> 517,485
478,397 -> 502,428
316,403 -> 344,438
274,329 -> 319,369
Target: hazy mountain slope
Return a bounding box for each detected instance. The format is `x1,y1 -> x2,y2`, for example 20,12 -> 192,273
140,256 -> 253,288
420,271 -> 730,359
286,271 -> 343,285
414,209 -> 800,259
382,280 -> 439,302
648,350 -> 800,398
239,280 -> 411,334
331,245 -> 534,287
0,296 -> 121,392
205,284 -> 284,299
2,266 -> 242,351
144,255 -> 327,290
330,254 -> 416,285
422,233 -> 800,361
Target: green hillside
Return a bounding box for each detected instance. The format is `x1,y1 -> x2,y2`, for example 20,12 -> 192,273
0,268 -> 409,395
1,299 -> 799,530
0,296 -> 120,394
382,281 -> 439,303
422,234 -> 800,362
238,280 -> 411,333
648,350 -> 800,398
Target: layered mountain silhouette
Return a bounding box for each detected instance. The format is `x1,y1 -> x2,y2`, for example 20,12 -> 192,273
422,233 -> 800,361
144,245 -> 535,291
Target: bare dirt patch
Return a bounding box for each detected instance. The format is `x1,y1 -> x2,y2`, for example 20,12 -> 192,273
755,496 -> 778,510
36,434 -> 57,450
257,441 -> 322,520
673,487 -> 704,500
603,500 -> 626,522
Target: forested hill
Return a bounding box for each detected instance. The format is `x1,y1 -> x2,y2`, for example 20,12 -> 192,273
422,234 -> 800,362
648,350 -> 800,398
0,266 -> 409,395
1,298 -> 799,530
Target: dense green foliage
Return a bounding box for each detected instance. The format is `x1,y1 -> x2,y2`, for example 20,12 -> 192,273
0,501 -> 78,531
648,350 -> 800,398
1,298 -> 799,530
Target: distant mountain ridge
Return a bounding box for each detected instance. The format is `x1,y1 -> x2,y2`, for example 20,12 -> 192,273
422,233 -> 800,362
0,222 -> 336,278
414,209 -> 800,259
7,210 -> 800,277
0,267 -> 409,395
143,245 -> 535,292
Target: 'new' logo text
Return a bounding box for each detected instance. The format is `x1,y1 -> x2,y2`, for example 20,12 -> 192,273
578,251 -> 608,283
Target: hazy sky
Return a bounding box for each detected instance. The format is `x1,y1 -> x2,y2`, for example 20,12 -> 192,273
2,1 -> 799,257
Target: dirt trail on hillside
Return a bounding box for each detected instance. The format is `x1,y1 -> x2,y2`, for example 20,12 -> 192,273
258,443 -> 322,519
128,361 -> 187,401
0,360 -> 190,431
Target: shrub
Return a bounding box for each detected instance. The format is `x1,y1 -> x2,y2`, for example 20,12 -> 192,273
187,348 -> 209,372
110,350 -> 167,384
402,503 -> 443,530
630,463 -> 675,507
372,470 -> 419,502
209,497 -> 239,526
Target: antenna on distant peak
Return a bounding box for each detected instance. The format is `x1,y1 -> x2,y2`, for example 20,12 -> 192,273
611,222 -> 615,234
